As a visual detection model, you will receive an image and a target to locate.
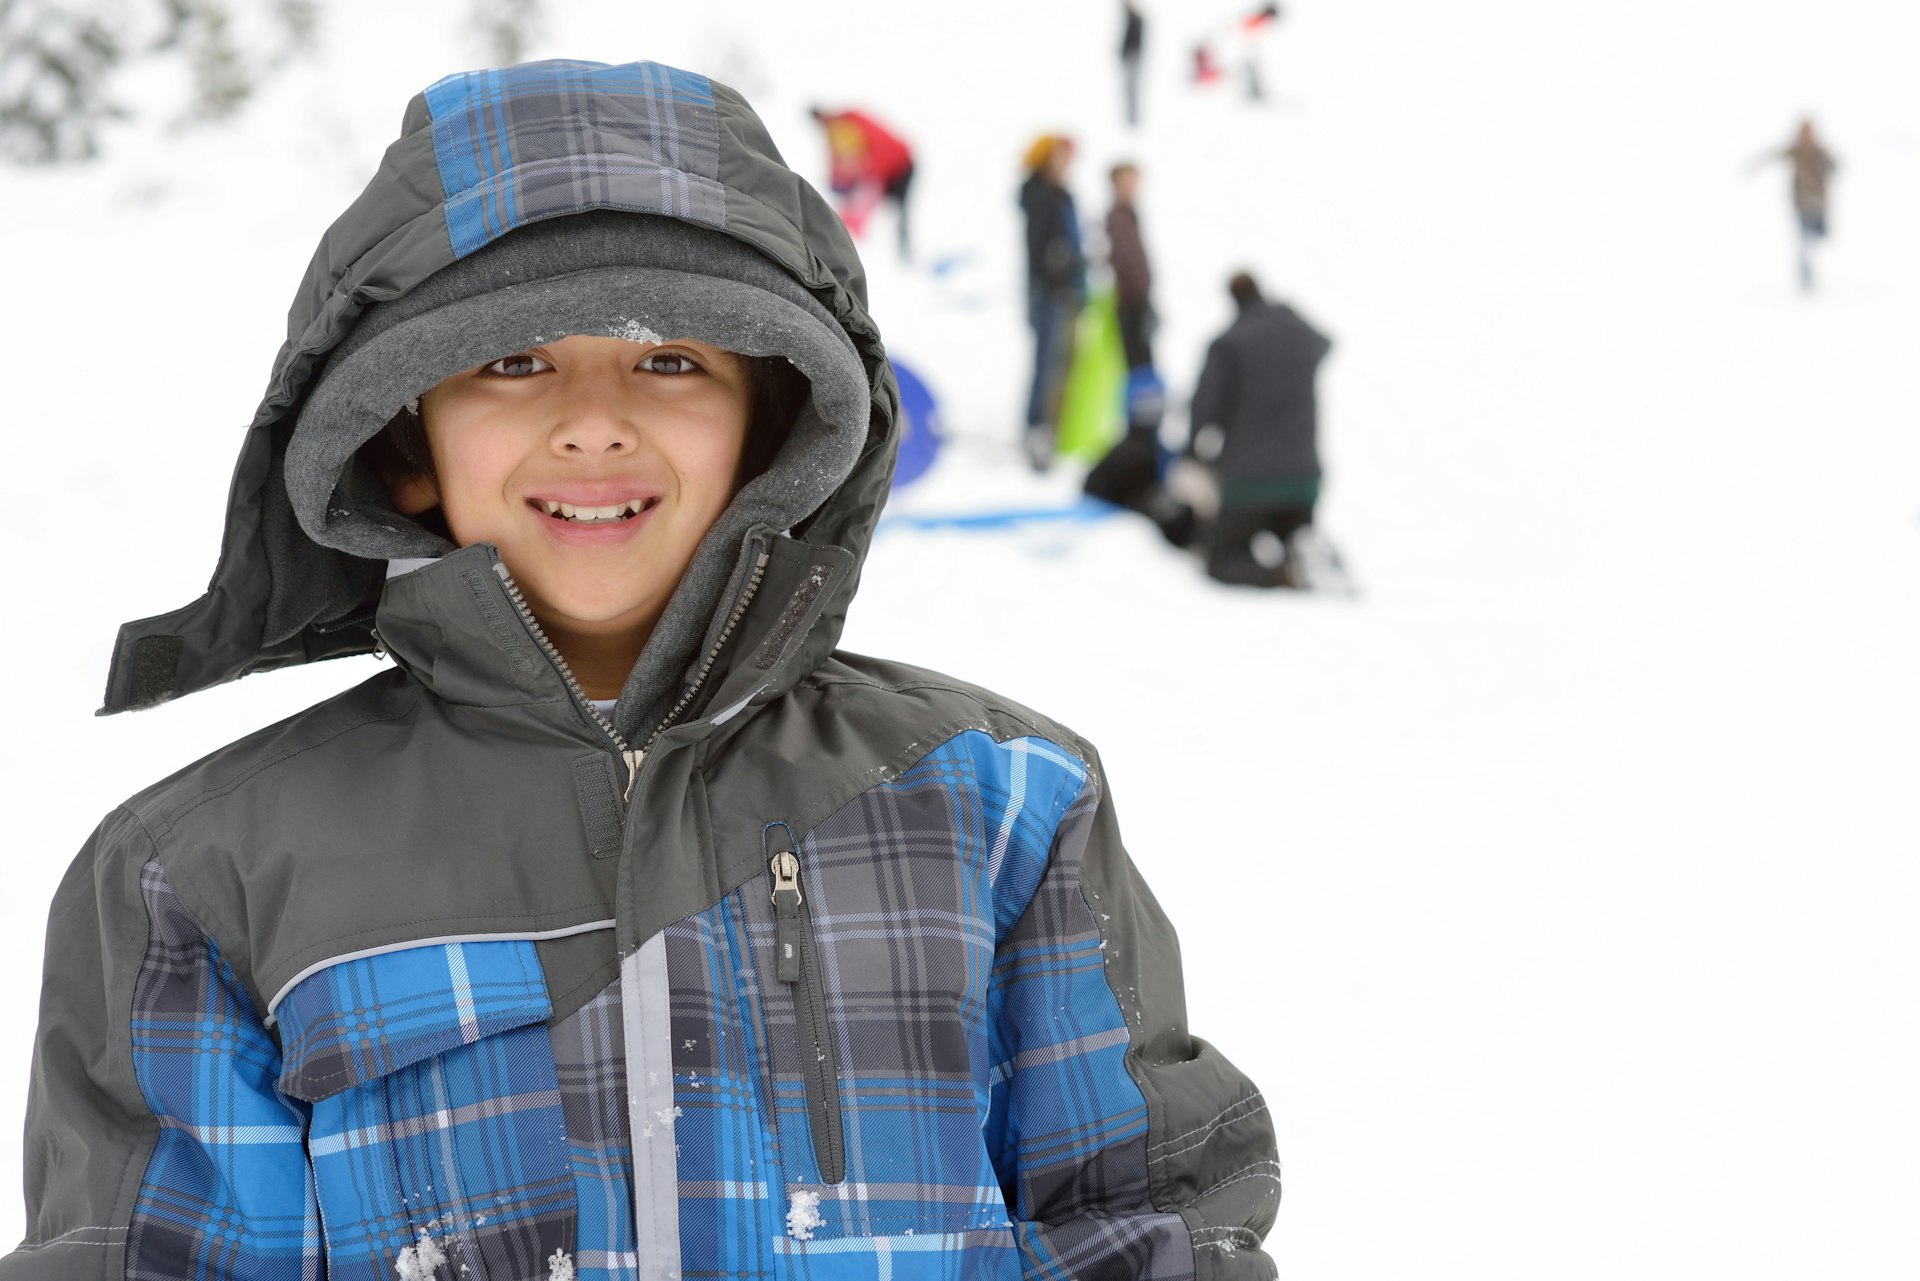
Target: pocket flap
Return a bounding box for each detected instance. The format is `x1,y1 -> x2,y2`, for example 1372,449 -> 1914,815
275,940 -> 551,1102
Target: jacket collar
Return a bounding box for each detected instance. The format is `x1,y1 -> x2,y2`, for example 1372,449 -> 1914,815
373,537 -> 856,747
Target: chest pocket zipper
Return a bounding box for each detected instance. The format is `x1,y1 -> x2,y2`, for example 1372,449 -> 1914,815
768,829 -> 847,1185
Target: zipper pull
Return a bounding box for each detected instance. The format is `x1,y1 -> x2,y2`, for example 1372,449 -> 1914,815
621,749 -> 644,802
770,846 -> 804,984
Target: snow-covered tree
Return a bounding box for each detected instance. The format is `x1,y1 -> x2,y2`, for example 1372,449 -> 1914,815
1,0 -> 528,165
0,0 -> 127,162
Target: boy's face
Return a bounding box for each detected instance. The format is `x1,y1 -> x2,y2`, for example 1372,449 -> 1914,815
398,333 -> 752,649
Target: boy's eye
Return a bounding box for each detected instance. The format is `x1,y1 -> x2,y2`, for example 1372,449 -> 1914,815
639,350 -> 700,376
484,352 -> 553,378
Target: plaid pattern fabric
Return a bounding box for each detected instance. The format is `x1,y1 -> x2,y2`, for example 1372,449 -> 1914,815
549,982 -> 637,1280
422,60 -> 727,259
983,755 -> 1196,1281
121,731 -> 1201,1279
653,731 -> 1191,1278
126,859 -> 320,1280
274,939 -> 551,1099
279,943 -> 572,1280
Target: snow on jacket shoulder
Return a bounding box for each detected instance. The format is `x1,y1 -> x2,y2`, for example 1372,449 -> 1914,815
4,59 -> 1279,1281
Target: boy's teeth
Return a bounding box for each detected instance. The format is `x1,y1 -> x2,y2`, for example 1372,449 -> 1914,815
541,499 -> 643,521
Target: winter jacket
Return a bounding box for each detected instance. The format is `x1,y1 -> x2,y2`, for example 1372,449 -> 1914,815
1106,201 -> 1152,308
1786,137 -> 1837,215
2,61 -> 1279,1281
1020,171 -> 1086,302
1189,300 -> 1331,494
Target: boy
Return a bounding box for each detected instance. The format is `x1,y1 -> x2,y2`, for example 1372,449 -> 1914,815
3,60 -> 1278,1280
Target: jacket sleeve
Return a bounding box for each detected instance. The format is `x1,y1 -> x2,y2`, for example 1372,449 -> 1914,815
985,746 -> 1280,1280
0,810 -> 316,1280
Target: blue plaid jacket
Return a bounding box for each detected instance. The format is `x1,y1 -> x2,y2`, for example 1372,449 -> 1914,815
16,661 -> 1278,1281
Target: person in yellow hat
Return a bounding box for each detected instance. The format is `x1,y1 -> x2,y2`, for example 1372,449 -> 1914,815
1017,134 -> 1087,469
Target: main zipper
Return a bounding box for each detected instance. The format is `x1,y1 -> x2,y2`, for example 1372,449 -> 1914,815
491,548 -> 772,802
491,561 -> 637,788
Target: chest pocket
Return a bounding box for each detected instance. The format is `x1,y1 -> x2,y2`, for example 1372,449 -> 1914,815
275,941 -> 575,1281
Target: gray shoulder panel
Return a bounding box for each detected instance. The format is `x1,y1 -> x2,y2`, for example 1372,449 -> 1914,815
3,808 -> 160,1278
120,670 -> 620,1021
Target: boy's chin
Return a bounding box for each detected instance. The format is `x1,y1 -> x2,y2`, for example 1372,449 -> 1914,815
531,593 -> 665,638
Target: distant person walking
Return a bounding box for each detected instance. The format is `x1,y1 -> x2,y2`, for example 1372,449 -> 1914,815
1084,161 -> 1169,519
1120,2 -> 1145,127
1236,2 -> 1282,102
1189,271 -> 1333,588
1755,118 -> 1838,292
1020,134 -> 1087,469
811,106 -> 916,260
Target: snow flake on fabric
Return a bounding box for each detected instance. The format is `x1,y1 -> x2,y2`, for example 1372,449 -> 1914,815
393,1228 -> 448,1280
785,1189 -> 825,1240
611,318 -> 665,344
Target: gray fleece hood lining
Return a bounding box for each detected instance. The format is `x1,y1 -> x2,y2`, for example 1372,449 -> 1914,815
281,212 -> 872,738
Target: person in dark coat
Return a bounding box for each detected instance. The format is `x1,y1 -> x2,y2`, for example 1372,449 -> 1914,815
1120,2 -> 1145,127
1083,161 -> 1171,525
1188,271 -> 1332,587
1019,134 -> 1087,468
1105,161 -> 1154,371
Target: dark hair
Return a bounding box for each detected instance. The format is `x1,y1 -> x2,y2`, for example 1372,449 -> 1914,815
1228,271 -> 1263,309
1109,161 -> 1138,185
739,354 -> 812,482
363,351 -> 814,494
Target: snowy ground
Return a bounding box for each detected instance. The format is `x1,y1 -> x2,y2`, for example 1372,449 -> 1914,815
3,1 -> 1918,1276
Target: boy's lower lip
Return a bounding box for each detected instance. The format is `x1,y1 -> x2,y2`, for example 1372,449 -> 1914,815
531,500 -> 658,544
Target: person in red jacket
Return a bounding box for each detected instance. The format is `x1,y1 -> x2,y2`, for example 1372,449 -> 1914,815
810,106 -> 916,260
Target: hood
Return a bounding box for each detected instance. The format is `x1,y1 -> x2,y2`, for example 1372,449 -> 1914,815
101,59 -> 898,719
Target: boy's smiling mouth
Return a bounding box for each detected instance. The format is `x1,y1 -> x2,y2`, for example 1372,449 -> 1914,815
531,496 -> 661,526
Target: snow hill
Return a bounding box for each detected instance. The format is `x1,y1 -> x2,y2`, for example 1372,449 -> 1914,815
2,0 -> 1918,1275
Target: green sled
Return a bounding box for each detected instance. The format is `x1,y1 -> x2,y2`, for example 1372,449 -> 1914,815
1055,288 -> 1127,462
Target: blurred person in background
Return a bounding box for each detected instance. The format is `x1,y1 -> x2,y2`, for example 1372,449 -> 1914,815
1106,161 -> 1155,373
811,104 -> 916,260
1189,271 -> 1334,589
1085,161 -> 1171,524
1191,3 -> 1282,102
1019,133 -> 1087,469
1119,1 -> 1145,127
1236,2 -> 1283,102
1753,117 -> 1839,293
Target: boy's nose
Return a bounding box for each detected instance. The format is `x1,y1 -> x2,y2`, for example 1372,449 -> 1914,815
549,388 -> 641,457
